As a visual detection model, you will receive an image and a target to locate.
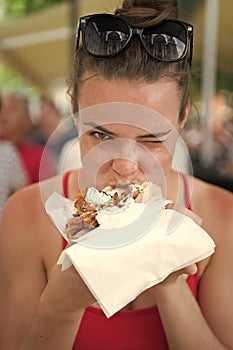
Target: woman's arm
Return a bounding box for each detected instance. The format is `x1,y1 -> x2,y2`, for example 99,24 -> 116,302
0,188 -> 48,350
0,186 -> 95,350
151,184 -> 233,349
153,270 -> 230,349
21,265 -> 95,350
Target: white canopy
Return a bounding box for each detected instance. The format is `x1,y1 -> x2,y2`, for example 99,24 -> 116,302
0,0 -> 232,90
0,0 -> 118,89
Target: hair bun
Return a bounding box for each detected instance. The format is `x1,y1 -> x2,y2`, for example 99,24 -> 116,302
115,0 -> 179,26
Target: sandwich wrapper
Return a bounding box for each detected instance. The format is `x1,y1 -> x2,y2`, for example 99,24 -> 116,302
45,191 -> 215,318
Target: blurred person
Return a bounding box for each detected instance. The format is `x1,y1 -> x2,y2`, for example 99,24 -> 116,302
0,1 -> 233,350
187,93 -> 233,190
0,95 -> 28,218
0,141 -> 28,219
208,93 -> 233,175
223,119 -> 233,177
0,93 -> 54,183
31,95 -> 77,167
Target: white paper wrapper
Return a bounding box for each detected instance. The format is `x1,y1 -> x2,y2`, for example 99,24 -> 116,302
45,192 -> 215,318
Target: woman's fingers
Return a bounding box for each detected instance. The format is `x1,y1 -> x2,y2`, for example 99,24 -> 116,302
181,263 -> 198,276
165,202 -> 203,226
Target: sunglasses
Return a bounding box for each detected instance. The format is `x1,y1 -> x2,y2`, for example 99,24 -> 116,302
76,14 -> 193,66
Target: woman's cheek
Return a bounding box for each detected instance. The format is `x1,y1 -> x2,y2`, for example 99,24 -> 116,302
79,136 -> 94,159
140,145 -> 173,181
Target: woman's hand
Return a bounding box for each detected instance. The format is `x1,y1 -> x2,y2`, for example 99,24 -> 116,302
147,262 -> 198,302
165,202 -> 203,226
42,262 -> 96,321
20,263 -> 96,350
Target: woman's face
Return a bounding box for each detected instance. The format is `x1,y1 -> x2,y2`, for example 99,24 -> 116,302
0,95 -> 32,142
76,75 -> 187,190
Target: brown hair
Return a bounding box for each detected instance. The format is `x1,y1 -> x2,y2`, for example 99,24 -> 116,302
67,0 -> 191,121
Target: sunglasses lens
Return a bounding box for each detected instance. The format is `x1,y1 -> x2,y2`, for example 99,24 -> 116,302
80,15 -> 190,62
142,21 -> 187,61
84,16 -> 130,56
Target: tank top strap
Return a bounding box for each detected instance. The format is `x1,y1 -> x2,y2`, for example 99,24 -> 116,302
180,172 -> 192,210
62,170 -> 72,198
62,171 -> 72,250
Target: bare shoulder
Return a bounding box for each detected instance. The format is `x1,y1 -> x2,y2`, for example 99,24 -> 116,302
191,176 -> 233,240
1,175 -> 61,226
192,178 -> 233,346
0,177 -> 65,347
0,175 -> 63,271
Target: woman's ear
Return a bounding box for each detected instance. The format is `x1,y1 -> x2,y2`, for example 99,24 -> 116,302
179,98 -> 191,130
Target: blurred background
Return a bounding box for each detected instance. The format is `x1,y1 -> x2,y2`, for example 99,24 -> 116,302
0,0 -> 233,191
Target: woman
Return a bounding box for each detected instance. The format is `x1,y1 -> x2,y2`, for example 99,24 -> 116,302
0,1 -> 232,349
0,93 -> 55,183
0,96 -> 27,219
0,141 -> 28,219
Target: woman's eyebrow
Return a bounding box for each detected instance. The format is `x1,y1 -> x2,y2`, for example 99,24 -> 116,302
83,122 -> 116,136
83,122 -> 172,138
138,129 -> 172,139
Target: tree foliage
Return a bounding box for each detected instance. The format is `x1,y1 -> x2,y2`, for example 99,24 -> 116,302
3,0 -> 64,19
0,0 -> 66,93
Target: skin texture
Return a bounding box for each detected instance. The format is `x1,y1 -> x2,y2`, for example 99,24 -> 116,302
0,77 -> 233,350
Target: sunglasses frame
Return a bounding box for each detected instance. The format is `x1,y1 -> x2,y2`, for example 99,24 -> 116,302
76,13 -> 193,66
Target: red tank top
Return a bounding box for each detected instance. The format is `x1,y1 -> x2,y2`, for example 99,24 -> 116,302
62,171 -> 198,350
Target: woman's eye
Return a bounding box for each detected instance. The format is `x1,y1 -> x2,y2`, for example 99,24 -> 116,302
141,139 -> 164,144
89,131 -> 111,140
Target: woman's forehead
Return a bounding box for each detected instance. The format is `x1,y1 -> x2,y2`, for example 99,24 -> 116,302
77,102 -> 178,136
78,74 -> 181,115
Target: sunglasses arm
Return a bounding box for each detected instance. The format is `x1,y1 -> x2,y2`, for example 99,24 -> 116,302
189,33 -> 193,68
75,24 -> 82,51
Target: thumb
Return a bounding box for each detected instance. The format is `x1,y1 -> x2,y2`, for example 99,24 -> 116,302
184,263 -> 198,276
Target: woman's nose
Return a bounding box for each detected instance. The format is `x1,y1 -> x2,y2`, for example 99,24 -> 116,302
112,158 -> 139,177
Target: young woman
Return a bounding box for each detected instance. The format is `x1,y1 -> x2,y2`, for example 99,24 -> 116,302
0,1 -> 232,349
